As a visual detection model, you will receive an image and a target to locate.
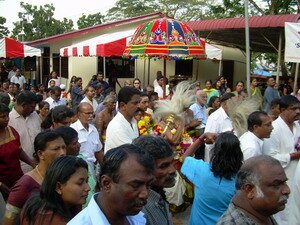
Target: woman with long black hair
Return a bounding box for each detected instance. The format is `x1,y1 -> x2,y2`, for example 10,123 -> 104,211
181,132 -> 243,225
20,156 -> 90,225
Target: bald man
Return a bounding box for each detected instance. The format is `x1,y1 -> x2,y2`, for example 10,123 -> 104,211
189,90 -> 208,128
218,155 -> 290,225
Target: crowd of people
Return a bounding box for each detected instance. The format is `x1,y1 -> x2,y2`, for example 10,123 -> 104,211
0,66 -> 300,225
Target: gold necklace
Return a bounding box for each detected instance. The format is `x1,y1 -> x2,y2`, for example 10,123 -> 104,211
35,165 -> 44,180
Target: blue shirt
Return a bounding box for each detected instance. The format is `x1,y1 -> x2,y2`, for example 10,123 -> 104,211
189,102 -> 207,127
71,85 -> 84,108
181,157 -> 236,225
263,86 -> 279,113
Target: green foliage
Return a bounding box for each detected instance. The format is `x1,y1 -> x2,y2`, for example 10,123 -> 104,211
105,0 -> 212,21
77,13 -> 104,29
157,0 -> 211,21
208,0 -> 245,18
0,16 -> 9,38
11,2 -> 74,41
263,0 -> 298,14
105,0 -> 156,22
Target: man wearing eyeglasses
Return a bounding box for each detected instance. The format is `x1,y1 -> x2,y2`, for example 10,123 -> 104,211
71,102 -> 103,165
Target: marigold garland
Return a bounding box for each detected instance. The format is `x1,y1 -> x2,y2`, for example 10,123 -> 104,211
138,115 -> 154,135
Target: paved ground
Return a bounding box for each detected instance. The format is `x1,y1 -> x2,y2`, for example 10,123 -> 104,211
172,205 -> 191,225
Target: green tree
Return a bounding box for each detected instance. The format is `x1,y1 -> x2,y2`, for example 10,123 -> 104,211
156,0 -> 211,21
11,2 -> 74,41
105,0 -> 214,22
0,16 -> 9,38
208,0 -> 245,18
77,12 -> 104,29
105,0 -> 156,22
208,0 -> 299,18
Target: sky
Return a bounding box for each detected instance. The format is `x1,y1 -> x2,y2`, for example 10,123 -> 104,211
0,0 -> 118,31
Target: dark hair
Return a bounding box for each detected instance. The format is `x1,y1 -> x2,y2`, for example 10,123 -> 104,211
266,76 -> 275,82
41,105 -> 74,129
0,103 -> 9,113
235,155 -> 281,190
146,84 -> 154,89
270,98 -> 281,108
49,86 -> 61,94
220,93 -> 234,103
104,87 -> 115,97
101,144 -> 154,183
22,156 -> 88,224
38,84 -> 45,89
210,132 -> 243,180
247,111 -> 268,131
117,86 -> 141,105
133,135 -> 173,160
0,92 -> 10,106
207,96 -> 219,108
149,92 -> 158,101
235,81 -> 244,87
36,94 -> 44,104
33,131 -> 62,162
133,78 -> 141,84
55,126 -> 78,146
279,95 -> 299,110
49,71 -> 58,78
140,92 -> 149,98
74,77 -> 82,83
38,101 -> 49,111
208,108 -> 217,115
205,80 -> 212,85
16,91 -> 38,105
157,73 -> 163,81
84,85 -> 95,93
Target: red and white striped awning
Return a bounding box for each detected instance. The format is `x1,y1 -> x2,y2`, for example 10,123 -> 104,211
60,29 -> 222,60
60,29 -> 135,57
0,37 -> 41,58
200,39 -> 222,60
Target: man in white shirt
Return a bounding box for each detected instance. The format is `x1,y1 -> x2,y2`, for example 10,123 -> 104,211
81,85 -> 98,112
9,91 -> 41,172
105,86 -> 141,153
10,69 -> 26,89
262,95 -> 300,225
239,111 -> 273,160
154,71 -> 169,99
67,144 -> 155,225
45,86 -> 66,109
7,65 -> 17,80
204,93 -> 234,162
70,103 -> 103,166
289,160 -> 300,225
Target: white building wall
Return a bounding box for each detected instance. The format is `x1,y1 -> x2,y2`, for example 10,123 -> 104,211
133,45 -> 247,89
41,23 -> 247,90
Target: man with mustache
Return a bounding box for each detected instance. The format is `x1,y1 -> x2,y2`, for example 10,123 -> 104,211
67,144 -> 155,225
262,95 -> 300,225
217,155 -> 290,225
133,135 -> 176,225
239,111 -> 273,160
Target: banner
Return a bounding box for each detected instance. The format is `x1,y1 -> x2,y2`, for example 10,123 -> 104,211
285,22 -> 300,63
